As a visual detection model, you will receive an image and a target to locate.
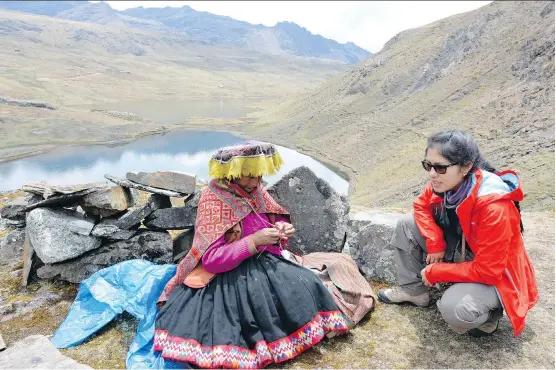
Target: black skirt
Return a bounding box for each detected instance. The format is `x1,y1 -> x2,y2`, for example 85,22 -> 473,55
154,253 -> 350,368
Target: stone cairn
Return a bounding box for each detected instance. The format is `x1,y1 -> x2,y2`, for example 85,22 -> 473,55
0,166 -> 404,288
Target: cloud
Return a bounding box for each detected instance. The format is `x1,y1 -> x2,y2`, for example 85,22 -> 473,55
105,1 -> 491,52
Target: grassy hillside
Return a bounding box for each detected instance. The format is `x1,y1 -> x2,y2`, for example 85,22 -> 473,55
0,9 -> 346,157
245,1 -> 555,210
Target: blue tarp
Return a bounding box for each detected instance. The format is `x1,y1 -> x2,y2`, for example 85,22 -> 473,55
51,259 -> 183,369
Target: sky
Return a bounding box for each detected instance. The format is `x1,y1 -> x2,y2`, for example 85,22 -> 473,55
103,1 -> 492,53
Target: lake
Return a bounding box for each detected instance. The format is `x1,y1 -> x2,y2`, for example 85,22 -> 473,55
0,130 -> 349,194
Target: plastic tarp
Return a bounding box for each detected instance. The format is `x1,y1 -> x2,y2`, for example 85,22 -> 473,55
51,259 -> 181,369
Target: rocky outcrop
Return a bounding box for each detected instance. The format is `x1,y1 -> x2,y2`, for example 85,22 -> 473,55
344,210 -> 402,283
267,166 -> 349,255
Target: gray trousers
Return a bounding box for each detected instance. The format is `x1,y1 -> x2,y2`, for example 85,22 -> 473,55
391,214 -> 503,333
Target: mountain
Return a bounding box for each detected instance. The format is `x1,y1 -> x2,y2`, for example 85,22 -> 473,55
246,1 -> 555,210
0,1 -> 371,63
0,9 -> 347,155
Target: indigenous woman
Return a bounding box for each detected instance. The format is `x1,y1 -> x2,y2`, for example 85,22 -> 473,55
155,141 -> 375,368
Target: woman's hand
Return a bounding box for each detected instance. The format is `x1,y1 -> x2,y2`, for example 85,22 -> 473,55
275,222 -> 295,238
421,265 -> 434,287
426,251 -> 445,264
250,228 -> 281,246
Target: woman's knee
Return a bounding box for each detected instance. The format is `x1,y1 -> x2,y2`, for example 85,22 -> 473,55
437,285 -> 490,331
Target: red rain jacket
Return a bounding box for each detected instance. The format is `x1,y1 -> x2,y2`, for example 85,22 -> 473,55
415,168 -> 539,337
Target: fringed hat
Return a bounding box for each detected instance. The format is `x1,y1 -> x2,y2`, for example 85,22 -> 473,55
208,140 -> 284,180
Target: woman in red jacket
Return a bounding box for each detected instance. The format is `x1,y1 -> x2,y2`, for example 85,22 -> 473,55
378,130 -> 538,337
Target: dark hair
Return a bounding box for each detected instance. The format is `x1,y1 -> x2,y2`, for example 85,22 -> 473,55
425,130 -> 496,172
425,130 -> 524,233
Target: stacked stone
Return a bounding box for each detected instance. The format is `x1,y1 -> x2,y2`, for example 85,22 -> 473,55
1,166 -> 403,287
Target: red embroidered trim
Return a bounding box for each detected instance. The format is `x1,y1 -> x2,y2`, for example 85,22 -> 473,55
154,310 -> 349,368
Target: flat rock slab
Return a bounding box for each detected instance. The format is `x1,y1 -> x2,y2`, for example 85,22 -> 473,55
37,230 -> 173,283
79,186 -> 137,211
105,174 -> 186,197
344,210 -> 404,283
267,166 -> 349,255
144,192 -> 199,230
26,208 -> 101,264
116,204 -> 152,230
24,188 -> 105,212
126,171 -> 196,194
0,335 -> 91,369
22,181 -> 109,199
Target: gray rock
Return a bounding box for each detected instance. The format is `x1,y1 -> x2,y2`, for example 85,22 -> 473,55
147,193 -> 172,212
267,166 -> 349,255
126,171 -> 196,194
115,204 -> 152,230
80,205 -> 124,219
0,229 -> 25,265
0,335 -> 91,369
79,186 -> 137,211
22,181 -> 109,199
0,219 -> 25,228
26,208 -> 102,264
91,219 -> 137,241
344,210 -> 404,283
173,228 -> 194,262
22,233 -> 34,286
105,174 -> 186,197
144,207 -> 196,230
37,230 -> 173,283
0,197 -> 28,220
24,187 -> 105,212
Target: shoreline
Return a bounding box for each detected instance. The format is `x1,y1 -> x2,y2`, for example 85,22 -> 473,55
0,122 -> 355,195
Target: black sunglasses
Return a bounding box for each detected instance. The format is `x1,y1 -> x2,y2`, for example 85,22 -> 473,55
421,160 -> 458,174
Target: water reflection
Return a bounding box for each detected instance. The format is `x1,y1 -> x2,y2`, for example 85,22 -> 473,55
0,130 -> 349,194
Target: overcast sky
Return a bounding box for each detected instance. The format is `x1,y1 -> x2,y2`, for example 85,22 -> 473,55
104,1 -> 492,53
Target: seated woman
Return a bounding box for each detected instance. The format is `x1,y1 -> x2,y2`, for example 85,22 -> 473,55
155,141 -> 375,368
378,130 -> 538,337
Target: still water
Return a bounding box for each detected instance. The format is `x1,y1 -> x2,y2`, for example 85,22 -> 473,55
0,130 -> 349,194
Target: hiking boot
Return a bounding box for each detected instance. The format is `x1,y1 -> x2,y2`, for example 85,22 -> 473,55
468,307 -> 503,337
377,287 -> 430,307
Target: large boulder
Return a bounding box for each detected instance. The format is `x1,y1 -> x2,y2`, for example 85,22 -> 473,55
26,208 -> 101,264
344,210 -> 404,283
37,230 -> 173,283
267,166 -> 349,255
126,171 -> 196,194
0,229 -> 25,265
0,335 -> 91,369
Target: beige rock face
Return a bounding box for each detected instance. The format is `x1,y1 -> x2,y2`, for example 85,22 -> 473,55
80,186 -> 137,211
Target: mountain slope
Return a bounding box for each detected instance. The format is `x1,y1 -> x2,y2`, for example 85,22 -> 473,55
248,1 -> 555,210
0,9 -> 347,153
0,1 -> 371,63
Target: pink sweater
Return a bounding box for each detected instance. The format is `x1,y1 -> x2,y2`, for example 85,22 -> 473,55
201,213 -> 289,273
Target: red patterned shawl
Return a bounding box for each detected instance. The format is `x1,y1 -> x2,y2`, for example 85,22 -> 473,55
158,179 -> 289,302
